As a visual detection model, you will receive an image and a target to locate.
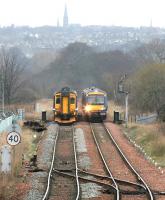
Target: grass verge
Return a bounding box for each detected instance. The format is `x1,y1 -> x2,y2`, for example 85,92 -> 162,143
125,123 -> 165,167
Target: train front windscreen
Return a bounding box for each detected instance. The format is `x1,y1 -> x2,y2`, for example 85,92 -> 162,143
87,95 -> 105,105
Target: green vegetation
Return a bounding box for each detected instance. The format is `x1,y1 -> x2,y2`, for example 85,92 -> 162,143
126,123 -> 165,167
17,127 -> 40,165
129,64 -> 165,120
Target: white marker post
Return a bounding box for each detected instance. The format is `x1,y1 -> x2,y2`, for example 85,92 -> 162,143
1,145 -> 11,173
1,145 -> 11,191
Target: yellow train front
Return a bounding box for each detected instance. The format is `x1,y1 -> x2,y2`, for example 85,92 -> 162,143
53,87 -> 78,124
82,87 -> 108,121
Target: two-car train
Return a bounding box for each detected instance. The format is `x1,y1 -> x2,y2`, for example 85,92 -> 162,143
53,87 -> 108,124
53,87 -> 78,123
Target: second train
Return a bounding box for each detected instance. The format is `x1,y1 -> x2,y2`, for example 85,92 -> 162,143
82,87 -> 108,121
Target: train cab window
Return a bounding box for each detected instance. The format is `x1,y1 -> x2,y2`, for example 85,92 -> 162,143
56,97 -> 60,104
87,96 -> 104,105
70,97 -> 75,104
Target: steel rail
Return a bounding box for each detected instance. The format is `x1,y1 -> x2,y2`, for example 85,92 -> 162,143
72,125 -> 80,200
42,125 -> 59,200
54,169 -> 164,196
42,125 -> 80,200
53,169 -> 116,191
90,123 -> 121,200
104,123 -> 155,200
78,168 -> 146,190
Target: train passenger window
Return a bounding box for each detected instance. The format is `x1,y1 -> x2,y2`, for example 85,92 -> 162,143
70,97 -> 75,104
56,97 -> 60,104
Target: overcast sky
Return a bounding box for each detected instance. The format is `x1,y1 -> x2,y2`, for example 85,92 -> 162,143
0,0 -> 164,27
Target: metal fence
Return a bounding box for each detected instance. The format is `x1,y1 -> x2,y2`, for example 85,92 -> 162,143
0,108 -> 25,133
119,112 -> 157,124
0,116 -> 13,133
136,114 -> 157,124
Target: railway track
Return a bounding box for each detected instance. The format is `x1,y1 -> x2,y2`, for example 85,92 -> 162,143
42,125 -> 80,200
41,123 -> 163,199
90,122 -> 155,200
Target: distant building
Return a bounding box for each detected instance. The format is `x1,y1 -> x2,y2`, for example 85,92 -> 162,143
63,4 -> 69,27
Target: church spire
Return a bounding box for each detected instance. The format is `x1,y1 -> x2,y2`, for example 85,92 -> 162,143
150,19 -> 153,28
63,3 -> 69,27
57,18 -> 60,27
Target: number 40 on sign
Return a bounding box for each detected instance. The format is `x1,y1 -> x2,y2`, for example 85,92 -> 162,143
7,132 -> 21,146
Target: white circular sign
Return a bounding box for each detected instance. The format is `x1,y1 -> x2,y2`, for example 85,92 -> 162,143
7,132 -> 21,146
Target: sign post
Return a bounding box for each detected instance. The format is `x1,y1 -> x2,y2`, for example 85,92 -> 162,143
6,130 -> 21,176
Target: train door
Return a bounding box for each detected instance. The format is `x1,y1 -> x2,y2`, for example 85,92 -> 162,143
70,94 -> 76,113
62,96 -> 69,114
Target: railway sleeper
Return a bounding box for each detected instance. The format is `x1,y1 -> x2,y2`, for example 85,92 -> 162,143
120,190 -> 147,195
153,191 -> 165,195
53,168 -> 75,172
102,189 -> 147,195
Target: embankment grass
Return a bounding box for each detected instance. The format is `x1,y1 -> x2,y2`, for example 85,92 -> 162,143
125,123 -> 165,167
0,125 -> 41,198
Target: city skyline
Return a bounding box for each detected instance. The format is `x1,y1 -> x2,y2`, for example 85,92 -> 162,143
0,0 -> 164,28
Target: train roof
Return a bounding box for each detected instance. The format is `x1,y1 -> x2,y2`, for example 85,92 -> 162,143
55,87 -> 77,95
82,87 -> 107,95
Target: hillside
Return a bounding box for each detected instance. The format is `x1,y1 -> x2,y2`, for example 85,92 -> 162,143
30,42 -> 137,98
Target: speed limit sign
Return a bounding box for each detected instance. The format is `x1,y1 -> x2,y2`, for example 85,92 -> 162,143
7,132 -> 21,146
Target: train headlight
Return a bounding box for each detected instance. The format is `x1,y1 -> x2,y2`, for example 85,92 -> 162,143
85,105 -> 91,112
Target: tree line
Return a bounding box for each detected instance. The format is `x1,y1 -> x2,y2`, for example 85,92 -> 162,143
0,40 -> 165,121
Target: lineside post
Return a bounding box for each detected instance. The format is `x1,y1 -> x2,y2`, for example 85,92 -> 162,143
125,92 -> 129,128
117,74 -> 129,128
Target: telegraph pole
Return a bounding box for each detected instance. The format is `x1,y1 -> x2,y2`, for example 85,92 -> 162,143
125,92 -> 129,128
2,76 -> 4,115
0,70 -> 5,115
118,74 -> 129,128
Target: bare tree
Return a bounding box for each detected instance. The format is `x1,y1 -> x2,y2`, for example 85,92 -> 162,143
132,39 -> 165,65
0,48 -> 25,105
